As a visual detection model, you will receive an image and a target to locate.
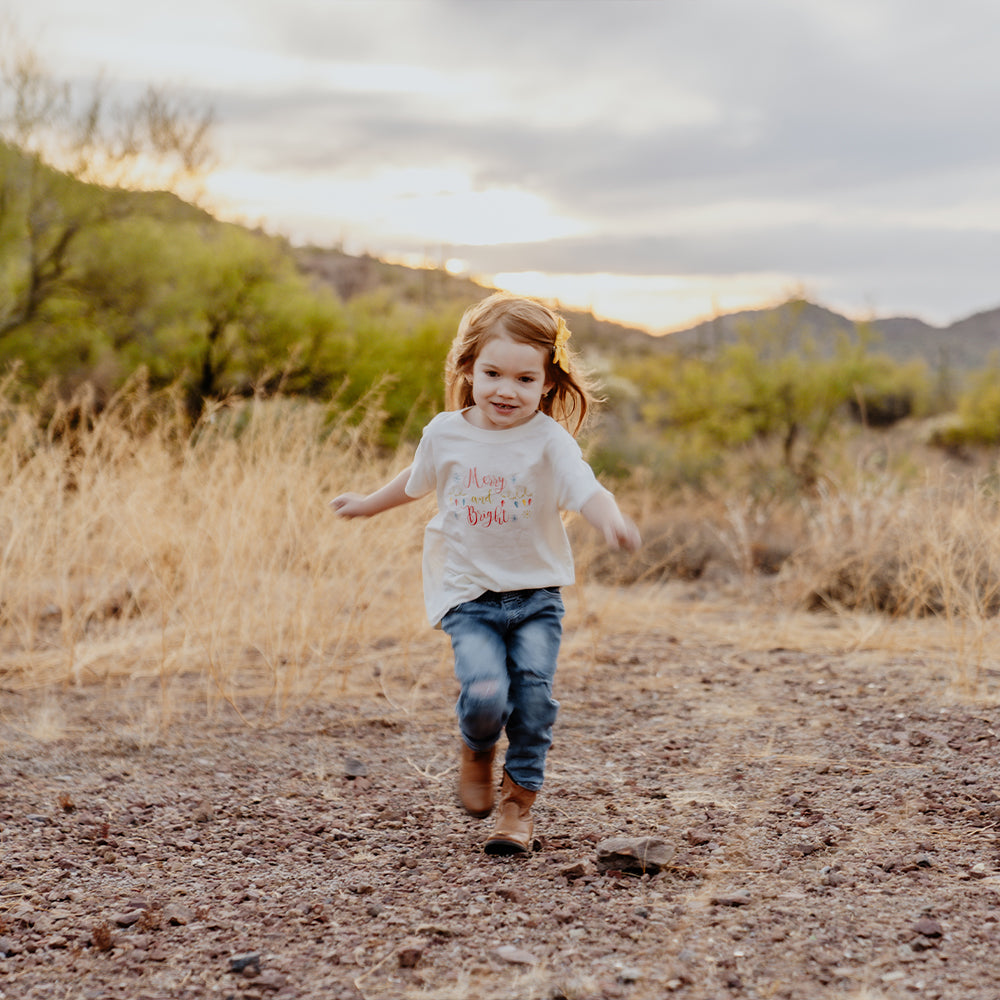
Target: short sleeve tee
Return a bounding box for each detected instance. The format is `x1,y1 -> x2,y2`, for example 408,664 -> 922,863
405,409 -> 606,625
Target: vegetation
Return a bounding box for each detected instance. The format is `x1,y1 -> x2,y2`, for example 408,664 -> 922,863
0,38 -> 999,704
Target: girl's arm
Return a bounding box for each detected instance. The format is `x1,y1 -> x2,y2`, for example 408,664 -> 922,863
330,466 -> 416,519
581,489 -> 641,551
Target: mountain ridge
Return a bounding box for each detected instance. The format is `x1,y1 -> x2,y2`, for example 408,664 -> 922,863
660,299 -> 1000,371
294,243 -> 998,372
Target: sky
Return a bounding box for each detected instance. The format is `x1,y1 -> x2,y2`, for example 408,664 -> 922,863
9,0 -> 1000,333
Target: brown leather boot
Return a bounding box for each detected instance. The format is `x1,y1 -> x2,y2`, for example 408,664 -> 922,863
484,769 -> 536,855
459,743 -> 496,818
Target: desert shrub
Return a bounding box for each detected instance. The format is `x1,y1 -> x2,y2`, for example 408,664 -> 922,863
779,475 -> 1000,617
929,357 -> 1000,448
609,323 -> 929,493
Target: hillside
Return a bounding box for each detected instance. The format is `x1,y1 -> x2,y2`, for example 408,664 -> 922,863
661,299 -> 1000,371
293,245 -> 660,357
295,243 -> 999,372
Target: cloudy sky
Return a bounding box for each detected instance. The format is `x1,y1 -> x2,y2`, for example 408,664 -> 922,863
11,0 -> 1000,332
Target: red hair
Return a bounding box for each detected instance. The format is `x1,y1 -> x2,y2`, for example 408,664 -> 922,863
445,293 -> 596,436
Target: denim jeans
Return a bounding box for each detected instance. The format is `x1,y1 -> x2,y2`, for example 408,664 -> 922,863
441,587 -> 564,792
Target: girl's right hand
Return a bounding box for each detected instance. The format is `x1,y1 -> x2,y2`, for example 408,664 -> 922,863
329,494 -> 369,518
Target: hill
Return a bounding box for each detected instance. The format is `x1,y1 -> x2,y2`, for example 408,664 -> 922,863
661,299 -> 1000,371
293,245 -> 661,357
295,244 -> 999,372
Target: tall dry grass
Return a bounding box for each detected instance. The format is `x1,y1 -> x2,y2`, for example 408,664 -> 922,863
0,380 -> 434,717
1,382 -> 998,715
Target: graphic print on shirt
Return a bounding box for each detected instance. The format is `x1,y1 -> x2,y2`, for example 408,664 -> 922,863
445,465 -> 534,529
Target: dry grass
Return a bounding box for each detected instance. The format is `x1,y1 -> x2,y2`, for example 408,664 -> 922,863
0,382 -> 433,717
1,385 -> 998,716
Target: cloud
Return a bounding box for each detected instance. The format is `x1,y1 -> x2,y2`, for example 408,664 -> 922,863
15,0 -> 1000,326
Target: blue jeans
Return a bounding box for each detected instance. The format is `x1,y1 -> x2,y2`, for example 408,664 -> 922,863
441,588 -> 564,792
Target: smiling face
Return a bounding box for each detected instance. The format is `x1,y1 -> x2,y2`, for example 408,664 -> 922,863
464,331 -> 553,430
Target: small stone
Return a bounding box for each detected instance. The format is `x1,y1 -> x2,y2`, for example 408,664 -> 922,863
596,836 -> 675,875
112,909 -> 144,927
344,758 -> 368,779
229,951 -> 262,974
163,904 -> 193,926
192,802 -> 214,823
912,917 -> 943,938
493,944 -> 539,965
710,889 -> 752,907
397,937 -> 427,968
256,969 -> 288,990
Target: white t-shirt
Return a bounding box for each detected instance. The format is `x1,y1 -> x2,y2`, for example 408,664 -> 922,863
404,409 -> 607,625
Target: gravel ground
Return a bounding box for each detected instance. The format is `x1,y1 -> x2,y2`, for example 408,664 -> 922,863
2,613 -> 1000,1000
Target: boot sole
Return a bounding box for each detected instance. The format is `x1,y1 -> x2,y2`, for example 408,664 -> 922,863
483,837 -> 529,856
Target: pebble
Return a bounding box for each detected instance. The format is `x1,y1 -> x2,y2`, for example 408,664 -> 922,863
344,758 -> 368,779
493,944 -> 539,965
710,889 -> 753,907
397,937 -> 427,968
617,965 -> 642,983
229,951 -> 262,974
912,917 -> 944,937
164,904 -> 193,925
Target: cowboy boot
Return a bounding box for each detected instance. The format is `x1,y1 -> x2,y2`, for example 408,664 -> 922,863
484,769 -> 536,855
459,743 -> 496,818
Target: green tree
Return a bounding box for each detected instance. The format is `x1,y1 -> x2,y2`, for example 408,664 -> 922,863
0,38 -> 212,344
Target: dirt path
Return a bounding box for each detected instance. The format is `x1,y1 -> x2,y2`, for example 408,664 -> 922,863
2,611 -> 1000,1000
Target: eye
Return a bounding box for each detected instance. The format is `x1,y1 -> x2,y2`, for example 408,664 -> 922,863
519,375 -> 536,383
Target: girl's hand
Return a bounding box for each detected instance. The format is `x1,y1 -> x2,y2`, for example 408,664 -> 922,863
581,491 -> 642,552
607,514 -> 642,552
329,493 -> 370,518
329,467 -> 416,520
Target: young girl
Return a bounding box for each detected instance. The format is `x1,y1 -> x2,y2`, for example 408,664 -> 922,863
331,292 -> 640,855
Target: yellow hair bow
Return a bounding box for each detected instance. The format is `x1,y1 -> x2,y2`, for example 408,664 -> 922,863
552,318 -> 571,373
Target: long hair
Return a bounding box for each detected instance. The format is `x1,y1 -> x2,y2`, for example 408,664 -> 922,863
444,293 -> 597,436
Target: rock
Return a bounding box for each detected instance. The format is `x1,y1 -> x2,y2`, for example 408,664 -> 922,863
595,837 -> 675,875
229,951 -> 262,974
912,917 -> 943,937
344,758 -> 368,779
256,969 -> 288,990
397,937 -> 428,968
163,904 -> 193,926
192,801 -> 215,823
558,862 -> 588,881
493,944 -> 539,965
111,909 -> 144,927
710,889 -> 752,907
